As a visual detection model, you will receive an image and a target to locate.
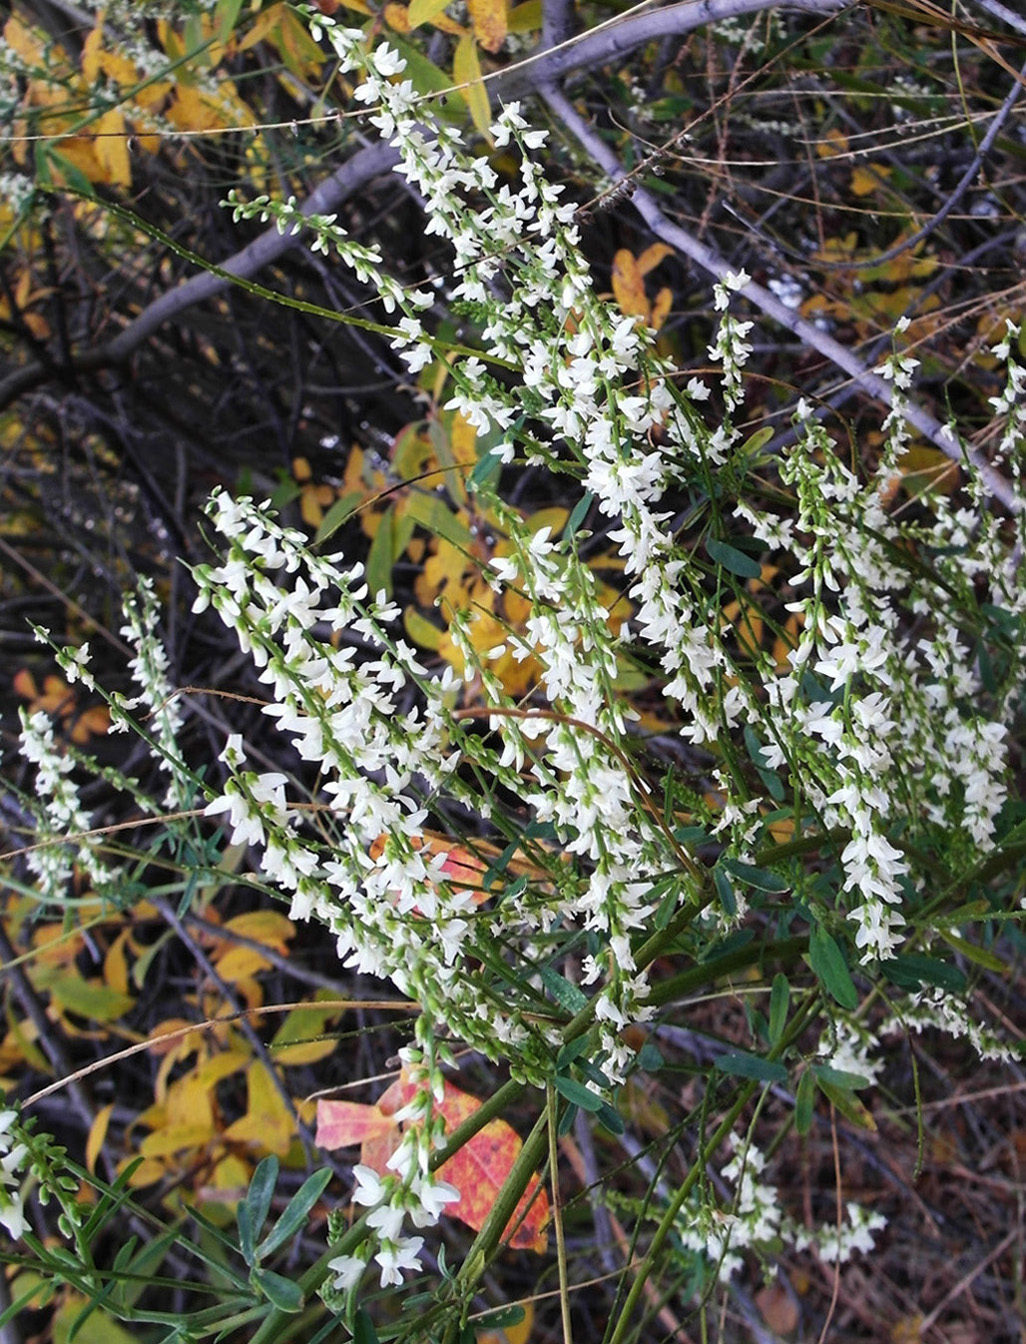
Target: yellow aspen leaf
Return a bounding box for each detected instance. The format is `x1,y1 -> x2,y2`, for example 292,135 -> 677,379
649,286 -> 673,332
82,21 -> 104,84
94,108 -> 132,188
636,242 -> 673,276
124,1156 -> 165,1188
271,1001 -> 344,1065
195,1048 -> 251,1089
453,34 -> 491,142
224,1062 -> 295,1156
850,164 -> 890,196
816,127 -> 848,158
611,249 -> 649,319
214,945 -> 273,982
166,1074 -> 215,1135
237,3 -> 286,51
468,0 -> 507,53
507,0 -> 542,32
104,931 -> 130,996
409,0 -> 453,28
86,1103 -> 114,1175
139,1123 -> 215,1159
223,910 -> 294,952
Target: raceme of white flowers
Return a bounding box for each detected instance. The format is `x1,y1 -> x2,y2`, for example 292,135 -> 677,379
8,7 -> 1024,1300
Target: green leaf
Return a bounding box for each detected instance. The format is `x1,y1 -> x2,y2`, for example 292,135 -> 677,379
540,965 -> 588,1013
597,1100 -> 626,1134
707,538 -> 762,578
256,1167 -> 332,1262
721,858 -> 790,892
453,34 -> 491,141
713,865 -> 736,916
476,1306 -> 527,1331
366,505 -> 399,598
809,927 -> 858,1010
816,1078 -> 877,1131
251,1267 -> 303,1313
938,931 -> 1006,972
812,1064 -> 871,1091
240,1156 -> 278,1265
314,490 -> 364,545
740,425 -> 774,457
881,953 -> 967,993
402,490 -> 472,550
354,1308 -> 380,1344
714,1052 -> 788,1083
554,1075 -> 603,1111
567,491 -> 593,535
768,973 -> 789,1046
216,0 -> 245,41
795,1068 -> 816,1135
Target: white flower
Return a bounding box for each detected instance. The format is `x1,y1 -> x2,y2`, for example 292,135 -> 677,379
375,1235 -> 424,1286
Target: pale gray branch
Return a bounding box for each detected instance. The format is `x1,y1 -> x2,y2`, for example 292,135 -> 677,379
541,85 -> 1020,513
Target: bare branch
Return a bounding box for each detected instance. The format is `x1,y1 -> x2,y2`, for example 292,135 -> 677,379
541,84 -> 1020,513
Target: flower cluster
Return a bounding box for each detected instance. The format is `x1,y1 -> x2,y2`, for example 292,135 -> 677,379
0,1102 -> 29,1240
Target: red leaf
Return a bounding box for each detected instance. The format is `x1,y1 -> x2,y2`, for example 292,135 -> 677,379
316,1075 -> 549,1253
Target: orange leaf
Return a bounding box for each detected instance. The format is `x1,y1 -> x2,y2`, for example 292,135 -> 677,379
315,1098 -> 398,1149
611,249 -> 648,319
320,1075 -> 548,1252
468,0 -> 507,52
636,242 -> 673,277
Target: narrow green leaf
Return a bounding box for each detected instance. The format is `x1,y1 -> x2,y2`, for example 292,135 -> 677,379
251,1267 -> 303,1313
795,1068 -> 815,1135
938,931 -> 1006,972
476,1306 -> 527,1331
812,1064 -> 871,1091
714,1052 -> 787,1083
366,504 -> 397,597
216,0 -> 245,41
557,1100 -> 578,1135
597,1101 -> 625,1135
567,491 -> 594,535
816,1078 -> 877,1130
881,953 -> 967,993
713,866 -> 737,916
554,1075 -> 603,1111
540,965 -> 588,1013
240,1156 -> 278,1264
768,973 -> 789,1046
402,490 -> 472,550
314,490 -> 364,545
256,1167 -> 332,1262
721,858 -> 790,892
354,1308 -> 380,1344
809,927 -> 858,1010
707,538 -> 762,578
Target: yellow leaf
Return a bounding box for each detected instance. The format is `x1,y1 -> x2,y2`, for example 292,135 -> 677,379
468,0 -> 507,53
139,1123 -> 215,1159
453,34 -> 491,142
816,128 -> 848,159
94,108 -> 132,188
167,1074 -> 215,1134
223,910 -> 294,951
214,945 -> 273,982
507,0 -> 541,32
850,165 -> 887,196
82,21 -> 104,84
195,1048 -> 251,1089
224,1062 -> 295,1156
649,286 -> 672,332
611,249 -> 648,319
408,0 -> 452,27
86,1103 -> 113,1175
104,931 -> 130,996
636,242 -> 673,276
238,3 -> 285,51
